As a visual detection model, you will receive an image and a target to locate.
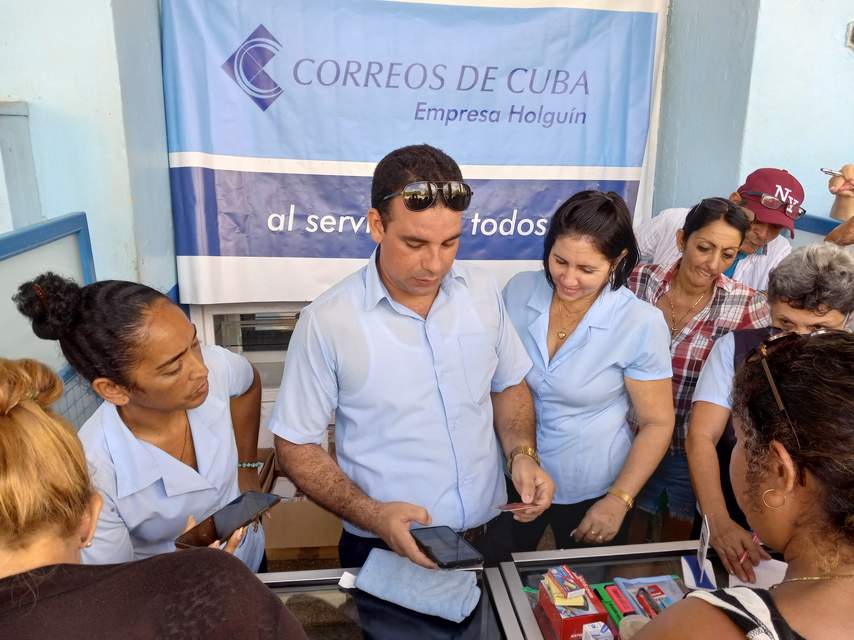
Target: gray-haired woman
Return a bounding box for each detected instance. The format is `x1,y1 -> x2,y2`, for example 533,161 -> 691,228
686,243 -> 854,583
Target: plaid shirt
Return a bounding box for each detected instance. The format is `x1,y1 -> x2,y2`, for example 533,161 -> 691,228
628,261 -> 770,451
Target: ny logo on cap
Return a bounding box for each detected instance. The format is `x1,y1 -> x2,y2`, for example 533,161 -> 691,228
774,185 -> 800,205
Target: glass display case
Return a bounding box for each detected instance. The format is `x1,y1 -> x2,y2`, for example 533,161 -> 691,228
499,540 -> 727,639
259,566 -> 524,639
256,541 -> 733,639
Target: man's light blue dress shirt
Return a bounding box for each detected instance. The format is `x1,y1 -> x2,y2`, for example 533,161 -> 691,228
79,345 -> 265,571
502,271 -> 672,504
268,251 -> 532,537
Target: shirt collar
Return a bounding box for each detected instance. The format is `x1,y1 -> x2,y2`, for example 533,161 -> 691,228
103,403 -> 221,499
526,270 -> 620,329
363,246 -> 468,311
102,404 -> 161,499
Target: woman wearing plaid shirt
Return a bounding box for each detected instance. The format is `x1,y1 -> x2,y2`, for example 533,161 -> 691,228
628,198 -> 770,541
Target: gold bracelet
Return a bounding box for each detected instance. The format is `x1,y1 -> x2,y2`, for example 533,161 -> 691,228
607,487 -> 634,511
508,446 -> 540,475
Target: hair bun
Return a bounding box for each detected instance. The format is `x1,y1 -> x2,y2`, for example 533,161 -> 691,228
0,358 -> 62,416
14,272 -> 82,341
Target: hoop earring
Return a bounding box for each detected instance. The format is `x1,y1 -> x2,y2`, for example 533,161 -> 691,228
762,488 -> 785,510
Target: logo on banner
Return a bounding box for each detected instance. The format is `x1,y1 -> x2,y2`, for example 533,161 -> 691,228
222,24 -> 283,111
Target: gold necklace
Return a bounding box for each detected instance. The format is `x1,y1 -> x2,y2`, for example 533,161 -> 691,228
771,574 -> 854,589
665,290 -> 707,336
178,416 -> 190,462
554,298 -> 580,341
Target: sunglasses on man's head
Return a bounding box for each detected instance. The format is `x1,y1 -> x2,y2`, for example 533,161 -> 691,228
738,190 -> 806,220
380,181 -> 473,212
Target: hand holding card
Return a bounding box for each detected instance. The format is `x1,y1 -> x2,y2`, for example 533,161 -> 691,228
496,502 -> 531,512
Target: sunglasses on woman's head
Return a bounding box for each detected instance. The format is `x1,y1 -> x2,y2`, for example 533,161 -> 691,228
745,329 -> 851,450
380,181 -> 473,212
698,197 -> 755,223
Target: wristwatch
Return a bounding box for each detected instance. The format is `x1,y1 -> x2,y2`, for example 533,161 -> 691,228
507,446 -> 540,475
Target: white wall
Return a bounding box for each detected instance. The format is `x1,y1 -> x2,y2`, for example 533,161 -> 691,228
741,0 -> 854,219
653,0 -> 853,219
0,0 -> 176,291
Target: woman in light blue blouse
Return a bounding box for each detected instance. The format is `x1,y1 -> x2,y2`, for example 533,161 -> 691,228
502,191 -> 675,549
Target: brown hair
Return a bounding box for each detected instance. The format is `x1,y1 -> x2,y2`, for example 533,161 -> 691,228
732,331 -> 854,547
0,359 -> 91,549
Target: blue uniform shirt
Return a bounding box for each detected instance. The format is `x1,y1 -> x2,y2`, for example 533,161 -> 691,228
692,332 -> 736,410
268,250 -> 532,537
79,345 -> 265,571
502,271 -> 672,504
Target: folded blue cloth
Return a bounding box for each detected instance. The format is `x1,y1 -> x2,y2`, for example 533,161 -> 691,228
354,548 -> 481,623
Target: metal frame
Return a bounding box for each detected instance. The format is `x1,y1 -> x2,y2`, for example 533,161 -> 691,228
501,541 -> 701,639
0,211 -> 95,383
0,211 -> 95,283
257,566 -> 524,639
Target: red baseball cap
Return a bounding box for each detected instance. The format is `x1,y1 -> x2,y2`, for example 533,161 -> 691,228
737,168 -> 805,235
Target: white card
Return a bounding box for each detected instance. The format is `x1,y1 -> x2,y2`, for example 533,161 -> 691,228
697,514 -> 711,581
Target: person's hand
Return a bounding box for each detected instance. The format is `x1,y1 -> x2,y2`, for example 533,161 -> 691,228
180,515 -> 247,555
214,526 -> 247,554
709,514 -> 770,583
373,501 -> 437,569
571,495 -> 627,544
237,467 -> 262,493
510,456 -> 554,522
826,217 -> 854,246
828,164 -> 854,198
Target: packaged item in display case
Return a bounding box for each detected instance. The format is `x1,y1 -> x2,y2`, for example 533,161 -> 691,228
537,566 -> 611,640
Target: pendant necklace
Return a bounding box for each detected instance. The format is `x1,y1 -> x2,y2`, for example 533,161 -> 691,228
666,290 -> 707,337
555,298 -> 578,341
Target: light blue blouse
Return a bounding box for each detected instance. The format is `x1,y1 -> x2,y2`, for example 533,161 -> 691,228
502,271 -> 672,504
79,345 -> 265,571
268,250 -> 532,536
692,332 -> 736,409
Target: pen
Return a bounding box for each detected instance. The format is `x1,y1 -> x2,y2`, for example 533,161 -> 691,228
737,532 -> 761,565
821,168 -> 842,177
636,587 -> 659,617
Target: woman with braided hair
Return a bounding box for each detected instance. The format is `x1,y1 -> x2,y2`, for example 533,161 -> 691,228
15,273 -> 265,570
0,358 -> 306,639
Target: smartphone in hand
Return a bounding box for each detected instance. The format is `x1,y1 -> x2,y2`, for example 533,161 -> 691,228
410,525 -> 484,569
175,491 -> 280,549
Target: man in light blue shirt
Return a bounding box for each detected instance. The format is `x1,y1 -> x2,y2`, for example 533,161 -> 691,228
269,144 -> 554,568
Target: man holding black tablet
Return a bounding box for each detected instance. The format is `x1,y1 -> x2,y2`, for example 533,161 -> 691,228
269,144 -> 554,568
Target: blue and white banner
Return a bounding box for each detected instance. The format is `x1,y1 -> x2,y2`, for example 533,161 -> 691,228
162,0 -> 666,304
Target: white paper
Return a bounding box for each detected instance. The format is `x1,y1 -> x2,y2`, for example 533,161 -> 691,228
728,558 -> 788,590
338,571 -> 357,589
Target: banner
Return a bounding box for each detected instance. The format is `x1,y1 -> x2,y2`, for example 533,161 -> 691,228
162,0 -> 667,304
